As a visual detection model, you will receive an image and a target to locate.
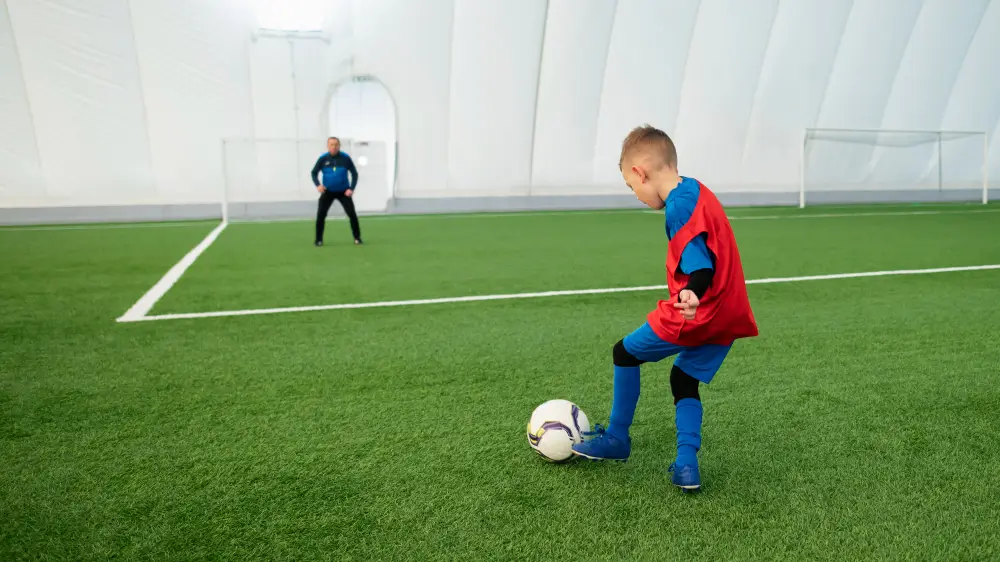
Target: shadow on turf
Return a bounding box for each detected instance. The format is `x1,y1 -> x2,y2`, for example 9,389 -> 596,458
524,445 -> 710,495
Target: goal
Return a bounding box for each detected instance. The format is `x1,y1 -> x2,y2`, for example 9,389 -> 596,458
799,128 -> 988,208
220,137 -> 392,221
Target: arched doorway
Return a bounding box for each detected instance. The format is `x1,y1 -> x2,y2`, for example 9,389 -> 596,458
327,76 -> 397,212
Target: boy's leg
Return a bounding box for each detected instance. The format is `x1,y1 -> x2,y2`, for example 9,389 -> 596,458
670,366 -> 701,468
668,344 -> 731,490
605,339 -> 641,436
571,322 -> 682,461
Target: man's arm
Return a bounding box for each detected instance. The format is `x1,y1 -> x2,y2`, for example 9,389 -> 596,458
310,156 -> 324,189
346,155 -> 359,190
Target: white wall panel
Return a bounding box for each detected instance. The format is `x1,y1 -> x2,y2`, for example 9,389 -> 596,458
446,0 -> 546,194
869,0 -> 990,187
880,1 -> 989,131
530,0 -> 617,191
292,39 -> 330,140
250,37 -> 297,139
129,0 -> 253,204
245,37 -> 329,200
6,0 -> 155,204
817,0 -> 925,129
806,0 -> 924,188
2,0 -> 999,213
941,0 -> 1000,188
592,0 -> 699,186
351,0 -> 453,197
673,0 -> 780,188
330,82 -> 393,140
740,0 -> 853,189
0,0 -> 43,201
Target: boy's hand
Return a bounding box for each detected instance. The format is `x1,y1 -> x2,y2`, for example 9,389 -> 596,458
674,290 -> 699,320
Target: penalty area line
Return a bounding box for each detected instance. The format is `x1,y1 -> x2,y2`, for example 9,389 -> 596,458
116,221 -> 228,322
121,263 -> 1000,323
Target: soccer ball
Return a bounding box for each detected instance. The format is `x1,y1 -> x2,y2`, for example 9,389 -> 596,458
526,399 -> 590,462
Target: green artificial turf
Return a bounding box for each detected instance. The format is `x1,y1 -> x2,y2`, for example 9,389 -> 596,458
2,204 -> 999,560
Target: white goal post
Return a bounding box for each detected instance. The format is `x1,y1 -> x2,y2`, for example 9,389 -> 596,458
799,128 -> 988,208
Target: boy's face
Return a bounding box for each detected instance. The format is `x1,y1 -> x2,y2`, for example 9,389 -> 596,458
622,160 -> 666,210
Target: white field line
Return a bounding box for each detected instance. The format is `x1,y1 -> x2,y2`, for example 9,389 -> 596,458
0,221 -> 218,232
120,263 -> 1000,323
116,221 -> 228,322
644,208 -> 1000,220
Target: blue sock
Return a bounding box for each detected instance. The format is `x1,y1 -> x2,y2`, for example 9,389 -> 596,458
675,397 -> 702,467
607,365 -> 640,440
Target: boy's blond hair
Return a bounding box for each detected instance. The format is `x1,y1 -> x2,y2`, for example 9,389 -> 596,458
619,125 -> 677,171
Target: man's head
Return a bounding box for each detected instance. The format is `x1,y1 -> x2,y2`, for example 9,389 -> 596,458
328,136 -> 340,154
619,125 -> 679,210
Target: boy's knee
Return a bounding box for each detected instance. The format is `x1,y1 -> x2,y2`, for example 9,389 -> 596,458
670,365 -> 700,404
613,339 -> 644,367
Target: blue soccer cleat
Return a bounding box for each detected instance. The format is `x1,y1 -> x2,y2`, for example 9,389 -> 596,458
668,461 -> 701,492
571,424 -> 631,461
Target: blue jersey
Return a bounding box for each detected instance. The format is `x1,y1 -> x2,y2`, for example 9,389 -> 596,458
311,151 -> 358,192
665,177 -> 714,274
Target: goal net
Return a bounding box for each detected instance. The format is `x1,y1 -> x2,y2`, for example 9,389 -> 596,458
221,137 -> 391,221
800,128 -> 988,208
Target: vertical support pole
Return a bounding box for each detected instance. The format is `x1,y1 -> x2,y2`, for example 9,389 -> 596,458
984,133 -> 990,205
937,132 -> 943,193
220,139 -> 229,223
799,128 -> 807,208
290,40 -> 303,199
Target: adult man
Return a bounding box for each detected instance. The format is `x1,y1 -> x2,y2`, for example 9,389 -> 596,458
311,137 -> 362,246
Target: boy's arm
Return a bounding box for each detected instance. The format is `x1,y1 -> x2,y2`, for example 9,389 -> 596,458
673,236 -> 715,320
665,191 -> 714,305
679,235 -> 714,300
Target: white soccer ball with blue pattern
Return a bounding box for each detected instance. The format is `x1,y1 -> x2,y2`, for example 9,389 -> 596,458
527,399 -> 590,462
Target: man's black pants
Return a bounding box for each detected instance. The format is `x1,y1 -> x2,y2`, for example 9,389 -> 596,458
316,190 -> 361,242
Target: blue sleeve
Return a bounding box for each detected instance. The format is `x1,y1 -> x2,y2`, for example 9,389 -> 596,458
679,235 -> 714,274
666,188 -> 714,274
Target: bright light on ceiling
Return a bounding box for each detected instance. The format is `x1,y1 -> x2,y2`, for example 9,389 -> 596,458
254,0 -> 325,31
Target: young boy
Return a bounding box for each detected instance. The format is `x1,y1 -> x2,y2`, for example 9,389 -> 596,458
571,125 -> 758,492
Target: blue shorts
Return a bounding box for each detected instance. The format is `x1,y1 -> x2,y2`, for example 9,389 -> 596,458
622,322 -> 732,383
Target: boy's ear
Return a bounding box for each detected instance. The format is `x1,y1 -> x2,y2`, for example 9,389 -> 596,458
632,165 -> 646,183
